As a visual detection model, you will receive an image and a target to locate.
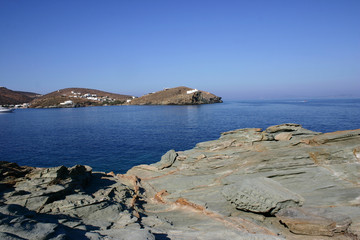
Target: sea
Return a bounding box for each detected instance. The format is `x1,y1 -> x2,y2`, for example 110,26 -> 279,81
1,99 -> 359,173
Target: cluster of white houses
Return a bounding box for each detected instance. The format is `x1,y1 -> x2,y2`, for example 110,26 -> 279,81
58,91 -> 135,106
67,91 -> 114,102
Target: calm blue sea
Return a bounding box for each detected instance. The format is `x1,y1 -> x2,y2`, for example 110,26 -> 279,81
1,99 -> 359,173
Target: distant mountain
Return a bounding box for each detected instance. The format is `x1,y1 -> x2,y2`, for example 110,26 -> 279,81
30,88 -> 134,108
128,86 -> 222,105
0,87 -> 40,105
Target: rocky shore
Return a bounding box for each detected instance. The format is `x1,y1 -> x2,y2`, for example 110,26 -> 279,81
1,124 -> 360,239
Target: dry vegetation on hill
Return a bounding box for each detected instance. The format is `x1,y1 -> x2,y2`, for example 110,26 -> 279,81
129,86 -> 222,105
29,88 -> 133,108
0,87 -> 39,105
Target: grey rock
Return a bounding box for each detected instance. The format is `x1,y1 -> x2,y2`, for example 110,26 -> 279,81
0,232 -> 26,240
220,128 -> 263,143
96,229 -> 155,240
3,164 -> 92,212
156,149 -> 178,170
222,177 -> 304,215
0,216 -> 58,240
166,230 -> 283,240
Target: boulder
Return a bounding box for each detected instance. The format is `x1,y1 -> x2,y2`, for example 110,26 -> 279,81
222,177 -> 304,215
275,207 -> 352,236
156,149 -> 178,170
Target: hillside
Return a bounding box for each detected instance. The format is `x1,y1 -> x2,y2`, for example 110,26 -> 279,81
128,86 -> 222,105
0,87 -> 39,105
15,90 -> 40,99
30,88 -> 134,108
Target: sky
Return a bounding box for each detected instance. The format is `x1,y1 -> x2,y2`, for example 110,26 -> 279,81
0,0 -> 359,100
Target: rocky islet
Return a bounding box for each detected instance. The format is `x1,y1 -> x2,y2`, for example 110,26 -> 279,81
1,123 -> 360,239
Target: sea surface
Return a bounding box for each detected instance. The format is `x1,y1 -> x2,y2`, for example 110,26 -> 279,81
1,99 -> 359,173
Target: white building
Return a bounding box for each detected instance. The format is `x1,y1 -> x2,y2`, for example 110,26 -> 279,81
60,100 -> 73,105
186,89 -> 198,94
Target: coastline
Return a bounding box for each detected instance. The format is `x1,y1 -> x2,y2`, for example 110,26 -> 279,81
1,123 -> 360,239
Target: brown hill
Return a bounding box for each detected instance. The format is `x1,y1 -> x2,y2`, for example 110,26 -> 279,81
30,88 -> 133,108
128,86 -> 222,105
15,90 -> 40,99
0,87 -> 39,105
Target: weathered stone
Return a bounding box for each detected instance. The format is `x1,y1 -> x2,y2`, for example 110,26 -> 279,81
222,177 -> 304,215
96,229 -> 156,240
311,129 -> 360,145
156,149 -> 178,170
176,154 -> 187,161
274,132 -> 293,141
275,207 -> 352,236
265,123 -> 302,133
0,215 -> 58,240
220,128 -> 263,143
0,161 -> 34,187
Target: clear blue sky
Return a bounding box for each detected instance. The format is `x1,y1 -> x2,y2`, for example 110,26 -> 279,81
0,0 -> 359,99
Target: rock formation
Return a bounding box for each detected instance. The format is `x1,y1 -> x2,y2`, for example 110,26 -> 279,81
1,124 -> 360,239
128,86 -> 222,105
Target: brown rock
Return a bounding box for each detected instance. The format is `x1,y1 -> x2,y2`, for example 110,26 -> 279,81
265,123 -> 302,133
276,207 -> 352,236
0,161 -> 34,186
196,154 -> 207,160
275,132 -> 293,141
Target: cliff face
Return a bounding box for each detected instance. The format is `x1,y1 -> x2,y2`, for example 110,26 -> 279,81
1,124 -> 359,239
128,86 -> 222,105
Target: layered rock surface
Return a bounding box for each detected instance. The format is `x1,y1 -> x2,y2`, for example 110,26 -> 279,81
1,123 -> 360,239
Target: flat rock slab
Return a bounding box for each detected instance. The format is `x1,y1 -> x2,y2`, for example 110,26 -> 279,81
265,123 -> 302,133
222,177 -> 304,215
275,207 -> 352,236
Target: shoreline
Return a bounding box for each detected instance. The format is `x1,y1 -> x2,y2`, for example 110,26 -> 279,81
1,123 -> 360,239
